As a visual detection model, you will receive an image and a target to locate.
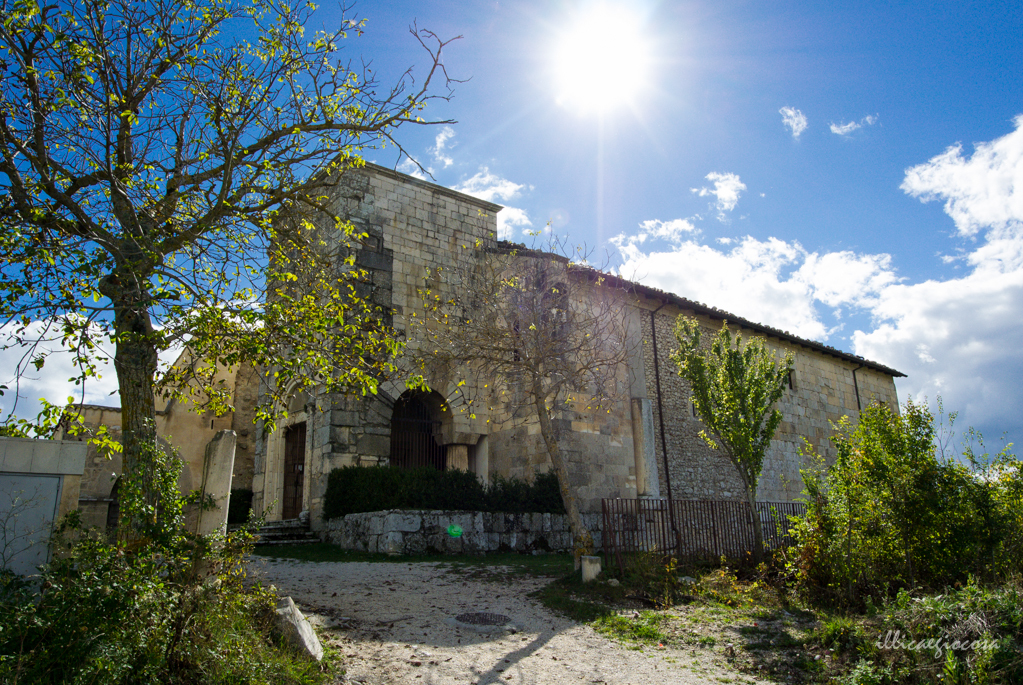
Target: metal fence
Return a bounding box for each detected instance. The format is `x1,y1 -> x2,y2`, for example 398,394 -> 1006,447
601,497 -> 806,574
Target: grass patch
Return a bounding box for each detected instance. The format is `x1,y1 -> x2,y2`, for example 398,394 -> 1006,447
593,611 -> 666,645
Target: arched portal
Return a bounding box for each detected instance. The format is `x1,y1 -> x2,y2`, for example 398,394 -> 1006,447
389,391 -> 446,470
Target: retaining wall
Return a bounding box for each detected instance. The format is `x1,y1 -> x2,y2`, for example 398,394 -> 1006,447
322,509 -> 603,555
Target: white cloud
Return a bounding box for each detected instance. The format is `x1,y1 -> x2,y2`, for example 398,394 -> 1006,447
611,117 -> 1023,445
691,172 -> 746,219
637,218 -> 698,242
901,114 -> 1023,238
1,319 -> 183,422
853,270 -> 1023,441
396,157 -> 427,180
779,106 -> 808,139
496,207 -> 533,240
795,251 -> 898,308
852,115 -> 1023,444
431,126 -> 456,168
830,121 -> 860,135
830,114 -> 879,136
453,167 -> 533,239
453,167 -> 526,204
615,232 -> 897,341
0,320 -> 117,420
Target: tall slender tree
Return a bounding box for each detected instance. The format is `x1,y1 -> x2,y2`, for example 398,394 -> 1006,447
0,0 -> 457,534
672,316 -> 793,562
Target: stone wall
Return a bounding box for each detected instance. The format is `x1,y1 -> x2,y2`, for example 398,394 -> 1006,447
72,349 -> 255,530
229,362 -> 259,490
322,509 -> 603,555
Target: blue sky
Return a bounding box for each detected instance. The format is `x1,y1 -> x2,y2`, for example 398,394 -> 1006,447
349,0 -> 1023,452
4,0 -> 1022,454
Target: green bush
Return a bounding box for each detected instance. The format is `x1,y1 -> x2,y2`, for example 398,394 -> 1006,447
0,438 -> 330,684
322,465 -> 566,519
862,578 -> 1023,685
791,399 -> 1022,609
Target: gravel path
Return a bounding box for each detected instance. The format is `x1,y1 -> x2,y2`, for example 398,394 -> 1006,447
247,556 -> 768,685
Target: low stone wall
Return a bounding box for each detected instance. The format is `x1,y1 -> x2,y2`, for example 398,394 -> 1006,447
322,509 -> 603,555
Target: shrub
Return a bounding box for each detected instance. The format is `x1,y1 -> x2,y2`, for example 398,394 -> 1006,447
865,577 -> 1023,684
322,465 -> 567,519
791,399 -> 1022,609
0,439 -> 329,684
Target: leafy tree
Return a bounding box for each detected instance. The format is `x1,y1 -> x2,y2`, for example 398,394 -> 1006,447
671,316 -> 793,562
0,0 -> 456,535
793,399 -> 1016,607
414,233 -> 631,555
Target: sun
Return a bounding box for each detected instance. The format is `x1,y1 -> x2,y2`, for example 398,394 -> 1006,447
552,5 -> 652,115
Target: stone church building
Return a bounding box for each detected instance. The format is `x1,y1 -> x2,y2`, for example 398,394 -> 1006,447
249,163 -> 904,530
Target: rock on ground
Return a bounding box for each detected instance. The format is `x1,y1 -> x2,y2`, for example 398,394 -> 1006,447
274,595 -> 324,662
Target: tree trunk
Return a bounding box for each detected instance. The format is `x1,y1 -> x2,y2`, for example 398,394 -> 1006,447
110,284 -> 161,542
744,480 -> 764,564
531,383 -> 593,558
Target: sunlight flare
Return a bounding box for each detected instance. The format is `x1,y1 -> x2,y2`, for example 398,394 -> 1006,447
552,4 -> 652,114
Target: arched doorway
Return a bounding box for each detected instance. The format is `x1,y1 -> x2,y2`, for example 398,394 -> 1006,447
389,391 -> 446,470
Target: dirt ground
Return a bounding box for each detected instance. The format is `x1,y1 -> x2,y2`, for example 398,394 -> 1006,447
247,556 -> 771,685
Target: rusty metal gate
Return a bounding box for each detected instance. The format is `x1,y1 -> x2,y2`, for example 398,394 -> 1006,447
389,395 -> 445,470
601,498 -> 806,574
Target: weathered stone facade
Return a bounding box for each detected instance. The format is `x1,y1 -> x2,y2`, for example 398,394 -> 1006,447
250,163 -> 904,530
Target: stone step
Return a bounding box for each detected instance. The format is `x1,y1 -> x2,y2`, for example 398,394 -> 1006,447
254,534 -> 320,547
249,518 -> 319,546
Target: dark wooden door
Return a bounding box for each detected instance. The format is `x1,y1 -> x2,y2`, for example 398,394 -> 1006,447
282,422 -> 306,519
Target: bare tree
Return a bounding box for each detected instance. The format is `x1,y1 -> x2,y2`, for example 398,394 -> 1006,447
414,232 -> 631,556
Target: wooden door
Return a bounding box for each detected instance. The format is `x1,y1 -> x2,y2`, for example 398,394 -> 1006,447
282,422 -> 306,520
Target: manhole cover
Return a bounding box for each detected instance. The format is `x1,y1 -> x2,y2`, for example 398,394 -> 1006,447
455,612 -> 511,626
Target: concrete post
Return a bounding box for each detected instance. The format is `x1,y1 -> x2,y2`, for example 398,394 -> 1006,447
581,555 -> 602,582
195,430 -> 237,536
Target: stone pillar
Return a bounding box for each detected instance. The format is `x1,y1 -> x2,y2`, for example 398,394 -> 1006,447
630,398 -> 660,498
445,444 -> 469,471
473,435 -> 489,481
195,430 -> 237,536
